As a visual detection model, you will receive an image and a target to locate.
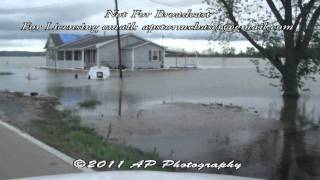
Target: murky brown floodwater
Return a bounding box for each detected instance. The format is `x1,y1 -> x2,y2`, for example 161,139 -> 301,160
0,56 -> 319,179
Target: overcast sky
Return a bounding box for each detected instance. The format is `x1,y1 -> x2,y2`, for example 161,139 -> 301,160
0,0 -> 251,52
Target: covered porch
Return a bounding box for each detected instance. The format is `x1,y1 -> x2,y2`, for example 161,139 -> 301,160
53,48 -> 100,69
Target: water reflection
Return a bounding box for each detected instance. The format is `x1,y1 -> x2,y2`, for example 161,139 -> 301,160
47,86 -> 94,107
275,98 -> 320,180
118,79 -> 124,117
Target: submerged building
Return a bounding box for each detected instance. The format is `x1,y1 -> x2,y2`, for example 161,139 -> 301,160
44,33 -> 165,70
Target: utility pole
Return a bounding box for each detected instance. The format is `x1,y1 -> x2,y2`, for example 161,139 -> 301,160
115,0 -> 123,78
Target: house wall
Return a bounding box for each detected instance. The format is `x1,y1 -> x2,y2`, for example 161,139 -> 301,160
98,42 -> 118,68
46,37 -> 84,69
99,35 -> 164,69
133,44 -> 164,69
121,49 -> 133,69
98,35 -> 142,68
45,34 -> 164,70
122,36 -> 142,46
47,38 -> 55,48
46,37 -> 56,66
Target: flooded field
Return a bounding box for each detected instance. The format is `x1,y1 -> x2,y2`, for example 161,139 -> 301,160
1,56 -> 320,179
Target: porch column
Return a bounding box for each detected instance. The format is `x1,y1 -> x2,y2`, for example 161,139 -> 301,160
162,49 -> 166,68
72,51 -> 74,69
63,50 -> 66,69
81,49 -> 84,69
131,49 -> 135,70
97,48 -> 100,66
54,50 -> 57,70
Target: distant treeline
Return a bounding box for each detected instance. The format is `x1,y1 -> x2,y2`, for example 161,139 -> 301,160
165,52 -> 260,58
0,51 -> 46,57
166,47 -> 320,59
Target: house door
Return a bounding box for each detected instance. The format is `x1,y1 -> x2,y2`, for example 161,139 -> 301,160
84,49 -> 97,68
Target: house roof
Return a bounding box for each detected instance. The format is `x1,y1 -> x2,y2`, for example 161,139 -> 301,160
45,33 -> 88,48
122,40 -> 164,50
122,40 -> 146,49
58,35 -> 119,49
60,34 -> 85,44
166,49 -> 194,55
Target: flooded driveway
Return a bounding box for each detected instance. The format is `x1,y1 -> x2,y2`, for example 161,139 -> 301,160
1,56 -> 320,179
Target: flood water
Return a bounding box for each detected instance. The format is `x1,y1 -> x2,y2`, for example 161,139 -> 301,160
1,56 -> 320,180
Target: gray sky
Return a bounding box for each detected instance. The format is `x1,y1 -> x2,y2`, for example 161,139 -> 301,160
0,0 -> 251,51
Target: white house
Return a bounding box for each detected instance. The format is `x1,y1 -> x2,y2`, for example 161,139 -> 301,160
44,33 -> 165,70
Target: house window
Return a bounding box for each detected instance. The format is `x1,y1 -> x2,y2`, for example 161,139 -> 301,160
65,51 -> 72,61
159,50 -> 162,61
74,50 -> 82,61
58,51 -> 64,60
152,50 -> 158,60
149,50 -> 160,61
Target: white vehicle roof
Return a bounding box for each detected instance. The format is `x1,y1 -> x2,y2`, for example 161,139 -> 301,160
87,66 -> 110,80
89,66 -> 110,70
14,171 -> 264,180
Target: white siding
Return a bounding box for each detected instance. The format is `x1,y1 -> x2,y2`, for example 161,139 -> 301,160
46,37 -> 56,67
98,42 -> 118,68
98,35 -> 142,68
121,49 -> 133,69
133,44 -> 164,69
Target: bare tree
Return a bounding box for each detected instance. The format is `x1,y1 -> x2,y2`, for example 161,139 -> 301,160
205,0 -> 320,97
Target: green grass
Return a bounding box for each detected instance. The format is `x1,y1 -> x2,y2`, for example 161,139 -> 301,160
31,110 -> 170,171
78,99 -> 101,108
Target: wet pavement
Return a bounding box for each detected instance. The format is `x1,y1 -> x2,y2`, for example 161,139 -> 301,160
0,121 -> 80,180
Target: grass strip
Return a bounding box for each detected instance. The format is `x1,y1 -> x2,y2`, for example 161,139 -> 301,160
31,110 -> 171,171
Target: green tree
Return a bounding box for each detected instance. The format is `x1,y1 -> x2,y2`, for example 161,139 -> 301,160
246,47 -> 257,56
205,0 -> 320,97
222,46 -> 236,55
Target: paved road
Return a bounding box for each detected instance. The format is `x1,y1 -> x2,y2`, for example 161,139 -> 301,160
0,122 -> 80,180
